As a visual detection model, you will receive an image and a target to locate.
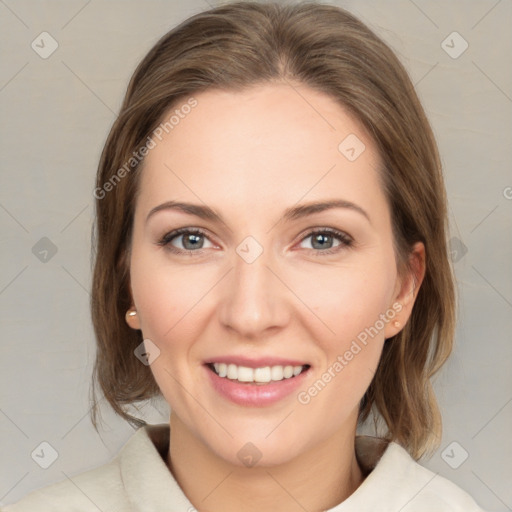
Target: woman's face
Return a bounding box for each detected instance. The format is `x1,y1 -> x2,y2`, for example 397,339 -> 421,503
127,83 -> 419,466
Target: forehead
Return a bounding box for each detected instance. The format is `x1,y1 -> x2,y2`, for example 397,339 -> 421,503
137,83 -> 384,219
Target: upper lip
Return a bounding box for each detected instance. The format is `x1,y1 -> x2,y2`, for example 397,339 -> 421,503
204,355 -> 310,368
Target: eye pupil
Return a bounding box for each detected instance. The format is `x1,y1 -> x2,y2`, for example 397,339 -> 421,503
183,233 -> 203,250
311,233 -> 333,250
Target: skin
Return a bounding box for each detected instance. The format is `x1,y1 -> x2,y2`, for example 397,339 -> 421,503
126,82 -> 425,512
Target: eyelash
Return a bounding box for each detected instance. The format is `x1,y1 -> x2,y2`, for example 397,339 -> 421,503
156,227 -> 354,256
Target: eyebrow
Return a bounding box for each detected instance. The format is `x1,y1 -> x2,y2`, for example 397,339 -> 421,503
145,199 -> 370,226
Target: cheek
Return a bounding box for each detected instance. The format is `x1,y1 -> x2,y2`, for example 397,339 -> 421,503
129,252 -> 207,341
129,256 -> 209,407
297,255 -> 396,342
297,253 -> 395,389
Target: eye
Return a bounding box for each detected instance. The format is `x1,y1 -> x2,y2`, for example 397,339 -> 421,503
298,228 -> 353,255
157,227 -> 353,256
157,228 -> 215,254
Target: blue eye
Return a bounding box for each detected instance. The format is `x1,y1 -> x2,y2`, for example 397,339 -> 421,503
158,228 -> 213,252
299,229 -> 353,255
157,227 -> 353,255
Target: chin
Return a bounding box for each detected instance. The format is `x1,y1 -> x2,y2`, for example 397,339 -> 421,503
220,436 -> 305,469
200,418 -> 316,469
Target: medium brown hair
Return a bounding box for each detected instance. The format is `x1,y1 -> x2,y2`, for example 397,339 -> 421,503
90,1 -> 455,460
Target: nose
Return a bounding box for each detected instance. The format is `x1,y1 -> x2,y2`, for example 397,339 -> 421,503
217,245 -> 291,339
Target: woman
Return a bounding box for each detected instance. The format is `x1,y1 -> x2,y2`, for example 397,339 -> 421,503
4,2 -> 486,511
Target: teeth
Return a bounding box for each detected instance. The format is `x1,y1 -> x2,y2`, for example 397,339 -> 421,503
237,366 -> 253,382
217,363 -> 227,377
211,363 -> 306,383
227,363 -> 237,379
254,367 -> 271,382
271,365 -> 283,381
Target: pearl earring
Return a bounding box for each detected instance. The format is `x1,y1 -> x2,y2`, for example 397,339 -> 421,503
125,309 -> 137,324
393,321 -> 401,328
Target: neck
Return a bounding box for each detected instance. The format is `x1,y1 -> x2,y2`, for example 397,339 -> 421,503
167,413 -> 364,512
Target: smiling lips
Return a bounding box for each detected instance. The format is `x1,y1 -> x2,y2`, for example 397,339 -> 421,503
205,357 -> 311,406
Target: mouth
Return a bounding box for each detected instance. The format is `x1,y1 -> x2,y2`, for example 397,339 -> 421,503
205,362 -> 311,385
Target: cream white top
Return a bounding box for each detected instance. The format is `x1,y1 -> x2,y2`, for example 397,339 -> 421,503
2,423 -> 486,511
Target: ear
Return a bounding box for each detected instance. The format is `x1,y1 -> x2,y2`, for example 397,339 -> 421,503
384,241 -> 426,339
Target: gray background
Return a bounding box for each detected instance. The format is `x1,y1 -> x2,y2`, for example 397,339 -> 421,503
0,0 -> 511,510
